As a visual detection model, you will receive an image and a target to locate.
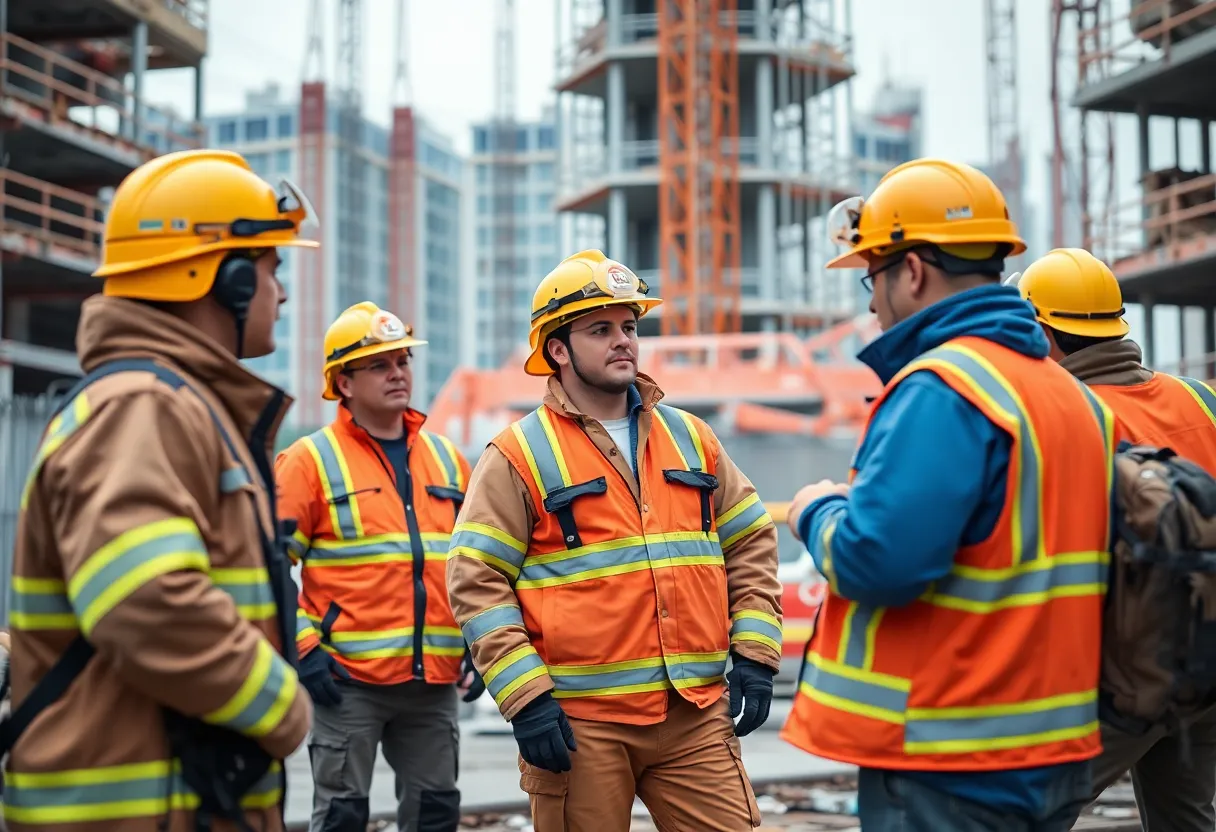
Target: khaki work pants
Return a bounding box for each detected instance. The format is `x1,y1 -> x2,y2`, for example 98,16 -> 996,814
518,691 -> 762,832
1085,707 -> 1216,832
308,680 -> 461,832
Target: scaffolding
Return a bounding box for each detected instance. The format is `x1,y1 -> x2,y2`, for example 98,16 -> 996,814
986,0 -> 1023,267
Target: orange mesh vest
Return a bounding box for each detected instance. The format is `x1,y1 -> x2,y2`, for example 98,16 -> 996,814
290,407 -> 467,685
781,336 -> 1116,771
1090,374 -> 1216,472
485,402 -> 735,725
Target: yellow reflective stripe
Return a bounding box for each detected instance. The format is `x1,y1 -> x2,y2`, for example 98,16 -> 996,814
301,427 -> 365,540
1172,374 -> 1216,426
730,609 -> 782,653
904,690 -> 1099,755
535,406 -> 573,488
419,430 -> 465,491
202,638 -> 297,737
210,566 -> 276,620
923,551 -> 1109,614
516,532 -> 722,589
818,516 -> 842,595
10,576 -> 76,631
437,434 -> 466,490
68,518 -> 210,637
21,392 -> 93,510
717,493 -> 773,550
450,521 -> 528,579
799,652 -> 911,725
652,404 -> 709,471
484,645 -> 549,706
302,532 -> 451,568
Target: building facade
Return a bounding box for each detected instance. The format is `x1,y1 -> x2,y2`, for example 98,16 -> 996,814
204,85 -> 467,427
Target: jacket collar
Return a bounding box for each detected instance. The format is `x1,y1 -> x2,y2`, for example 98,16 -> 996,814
543,372 -> 659,421
1059,339 -> 1154,387
76,295 -> 292,451
333,400 -> 428,448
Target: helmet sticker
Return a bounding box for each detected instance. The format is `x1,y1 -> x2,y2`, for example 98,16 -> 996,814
604,266 -> 636,297
370,310 -> 406,341
945,205 -> 974,221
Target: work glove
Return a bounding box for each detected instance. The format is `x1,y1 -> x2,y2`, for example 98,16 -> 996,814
511,691 -> 578,773
459,650 -> 486,703
299,648 -> 351,708
727,654 -> 774,737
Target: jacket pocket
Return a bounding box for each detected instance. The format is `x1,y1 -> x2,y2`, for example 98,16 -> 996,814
309,738 -> 351,793
518,758 -> 568,831
723,735 -> 762,827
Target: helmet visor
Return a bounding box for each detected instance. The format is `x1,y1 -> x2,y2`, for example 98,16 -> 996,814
531,264 -> 651,324
277,177 -> 319,235
826,195 -> 865,249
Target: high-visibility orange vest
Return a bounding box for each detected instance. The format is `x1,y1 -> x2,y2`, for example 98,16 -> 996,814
479,403 -> 753,725
283,405 -> 468,685
1090,373 -> 1216,472
781,336 -> 1116,771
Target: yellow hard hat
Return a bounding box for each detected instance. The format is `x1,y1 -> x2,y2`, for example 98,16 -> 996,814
94,148 -> 319,302
825,158 -> 1026,271
1017,248 -> 1129,338
524,250 -> 661,376
322,302 -> 427,400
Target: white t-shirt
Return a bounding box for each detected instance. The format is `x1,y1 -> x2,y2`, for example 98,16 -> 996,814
599,416 -> 634,474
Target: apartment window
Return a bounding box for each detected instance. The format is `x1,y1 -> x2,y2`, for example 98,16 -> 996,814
277,113 -> 294,138
532,162 -> 554,182
478,195 -> 490,214
478,227 -> 490,245
276,149 -> 292,172
474,127 -> 489,153
854,135 -> 867,158
217,121 -> 237,144
245,117 -> 269,142
538,126 -> 556,150
516,128 -> 530,152
515,227 -> 529,246
477,164 -> 490,184
514,194 -> 528,214
245,152 -> 269,177
535,192 -> 553,212
536,225 -> 555,245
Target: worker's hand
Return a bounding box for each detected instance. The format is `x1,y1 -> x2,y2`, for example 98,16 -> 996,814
511,692 -> 578,773
458,649 -> 486,703
727,654 -> 775,737
788,480 -> 849,542
298,647 -> 351,708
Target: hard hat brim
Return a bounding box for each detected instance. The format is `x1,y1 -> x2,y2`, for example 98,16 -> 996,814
1040,314 -> 1130,340
524,295 -> 661,376
825,231 -> 1027,271
321,337 -> 428,400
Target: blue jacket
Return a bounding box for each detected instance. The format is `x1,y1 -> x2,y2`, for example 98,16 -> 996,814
795,284 -> 1089,815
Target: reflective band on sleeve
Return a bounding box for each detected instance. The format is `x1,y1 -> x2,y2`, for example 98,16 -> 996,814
210,567 -> 276,621
450,522 -> 528,578
904,690 -> 1099,755
1,759 -> 283,825
287,529 -> 309,562
513,408 -> 572,498
1175,376 -> 1216,426
302,427 -> 364,540
484,645 -> 549,706
717,493 -> 773,550
21,392 -> 93,510
68,517 -> 211,637
926,552 -> 1109,614
10,576 -> 75,631
420,431 -> 462,490
203,638 -> 298,738
516,532 -> 722,588
653,404 -> 708,471
462,603 -> 526,646
730,609 -> 782,653
296,608 -> 319,644
219,466 -> 251,494
903,345 -> 1045,565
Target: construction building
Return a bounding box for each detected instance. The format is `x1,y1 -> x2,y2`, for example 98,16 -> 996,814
0,0 -> 206,397
468,108 -> 561,367
1052,0 -> 1216,375
205,83 -> 468,428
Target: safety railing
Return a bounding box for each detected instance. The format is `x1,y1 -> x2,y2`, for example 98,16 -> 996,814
164,0 -> 209,31
1078,0 -> 1216,87
1088,168 -> 1216,270
0,32 -> 204,154
0,169 -> 105,261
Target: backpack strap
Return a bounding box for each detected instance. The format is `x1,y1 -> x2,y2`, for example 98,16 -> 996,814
0,358 -> 294,760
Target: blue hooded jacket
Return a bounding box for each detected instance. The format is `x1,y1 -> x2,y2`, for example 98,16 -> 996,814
794,283 -> 1089,814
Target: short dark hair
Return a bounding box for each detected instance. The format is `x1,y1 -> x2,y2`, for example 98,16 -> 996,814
543,322 -> 573,373
1050,328 -> 1122,356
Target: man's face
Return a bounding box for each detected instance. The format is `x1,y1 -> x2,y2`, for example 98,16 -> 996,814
335,346 -> 414,412
242,249 -> 287,358
552,305 -> 639,394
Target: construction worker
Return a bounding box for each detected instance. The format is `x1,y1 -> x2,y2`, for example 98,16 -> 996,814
2,149 -> 316,830
275,301 -> 482,832
1017,248 -> 1216,831
779,159 -> 1117,831
446,250 -> 783,832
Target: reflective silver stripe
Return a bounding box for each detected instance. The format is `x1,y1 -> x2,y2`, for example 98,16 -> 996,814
462,604 -> 525,645
305,535 -> 449,559
304,428 -> 360,539
518,535 -> 722,586
841,603 -> 880,667
219,466 -> 251,493
718,495 -> 770,549
422,631 -> 466,651
328,631 -> 413,656
668,654 -> 728,684
552,662 -> 666,693
11,580 -> 73,621
800,656 -> 910,723
287,534 -> 308,560
931,558 -> 1106,608
729,614 -> 782,646
904,695 -> 1098,752
424,431 -> 460,489
550,654 -> 727,696
516,409 -> 567,497
486,648 -> 547,705
916,346 -> 1041,564
450,526 -> 527,573
295,609 -> 316,638
655,403 -> 706,470
1178,376 -> 1216,425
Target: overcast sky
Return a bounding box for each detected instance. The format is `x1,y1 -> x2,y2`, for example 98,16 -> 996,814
141,0 -> 1204,367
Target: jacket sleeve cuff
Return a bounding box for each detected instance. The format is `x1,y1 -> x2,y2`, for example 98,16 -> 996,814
499,672 -> 556,722
729,638 -> 781,673
295,610 -> 321,656
729,608 -> 782,672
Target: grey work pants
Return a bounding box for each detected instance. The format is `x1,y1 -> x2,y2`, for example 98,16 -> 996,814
1087,707 -> 1216,832
307,680 -> 461,832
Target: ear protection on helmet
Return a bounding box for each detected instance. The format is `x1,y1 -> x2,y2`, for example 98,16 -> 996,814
212,252 -> 258,318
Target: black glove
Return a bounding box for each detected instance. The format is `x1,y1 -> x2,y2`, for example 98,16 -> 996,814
727,654 -> 774,737
459,650 -> 486,703
299,648 -> 351,707
511,691 -> 578,773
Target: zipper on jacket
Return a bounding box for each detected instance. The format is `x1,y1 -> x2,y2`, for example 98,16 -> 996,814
398,452 -> 428,681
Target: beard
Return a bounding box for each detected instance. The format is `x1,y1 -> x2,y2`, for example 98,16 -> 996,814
570,349 -> 636,395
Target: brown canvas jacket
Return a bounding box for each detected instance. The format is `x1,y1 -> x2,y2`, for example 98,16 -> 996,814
1060,338 -> 1153,387
446,373 -> 782,721
5,295 -> 311,832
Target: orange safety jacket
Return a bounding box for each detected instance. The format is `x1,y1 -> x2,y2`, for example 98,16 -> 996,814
275,405 -> 471,686
782,335 -> 1116,771
1090,373 -> 1216,471
474,402 -> 759,724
